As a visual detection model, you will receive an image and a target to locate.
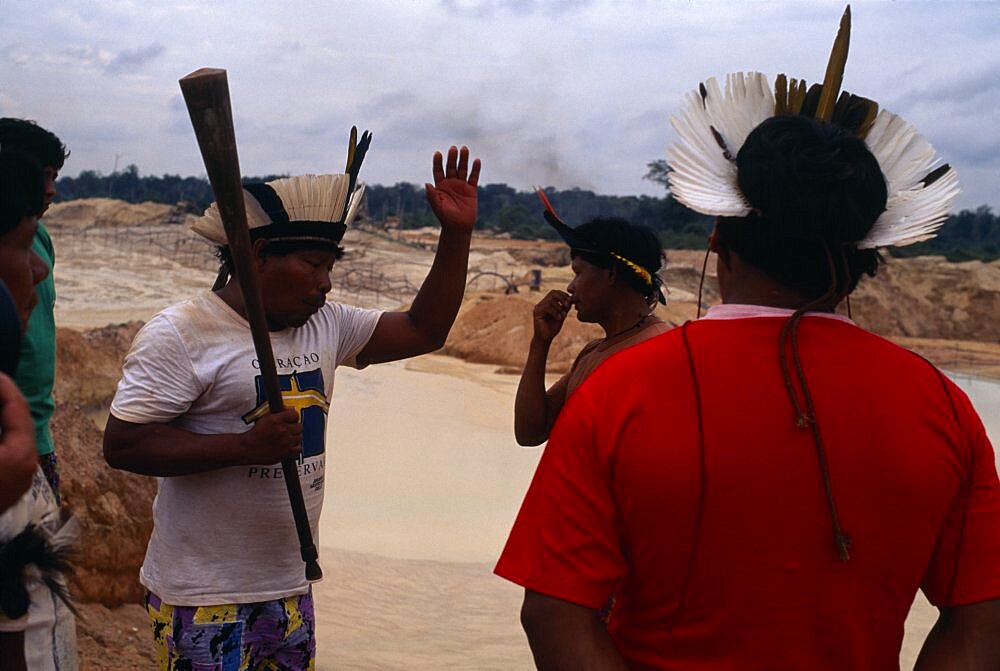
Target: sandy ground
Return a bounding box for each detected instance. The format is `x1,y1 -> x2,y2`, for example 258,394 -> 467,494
74,354 -> 987,668
43,210 -> 999,669
49,224 -> 539,328
313,355 -> 1000,670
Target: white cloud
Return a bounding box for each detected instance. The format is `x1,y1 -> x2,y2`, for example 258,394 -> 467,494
0,0 -> 995,211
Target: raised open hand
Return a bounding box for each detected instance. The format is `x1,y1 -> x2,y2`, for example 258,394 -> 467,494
425,145 -> 481,232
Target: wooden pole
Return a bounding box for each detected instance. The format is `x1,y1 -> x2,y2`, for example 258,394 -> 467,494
178,68 -> 322,581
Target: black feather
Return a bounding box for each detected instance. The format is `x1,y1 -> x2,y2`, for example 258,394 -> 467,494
922,164 -> 951,187
831,91 -> 879,139
800,83 -> 824,118
339,128 -> 373,225
710,126 -> 734,161
0,524 -> 78,620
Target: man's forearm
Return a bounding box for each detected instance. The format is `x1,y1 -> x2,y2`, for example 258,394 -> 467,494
522,591 -> 627,671
103,416 -> 250,477
0,630 -> 27,671
915,600 -> 1000,670
405,227 -> 473,347
515,337 -> 553,446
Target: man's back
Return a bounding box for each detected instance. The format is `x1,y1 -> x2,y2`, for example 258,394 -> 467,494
497,311 -> 1000,669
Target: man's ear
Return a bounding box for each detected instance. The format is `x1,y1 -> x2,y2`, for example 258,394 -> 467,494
709,220 -> 732,271
708,221 -> 720,253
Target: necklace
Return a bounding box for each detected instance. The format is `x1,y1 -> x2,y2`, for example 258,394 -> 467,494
605,312 -> 655,341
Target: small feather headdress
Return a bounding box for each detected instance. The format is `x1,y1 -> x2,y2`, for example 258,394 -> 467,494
192,127 -> 373,246
666,6 -> 959,248
535,188 -> 667,304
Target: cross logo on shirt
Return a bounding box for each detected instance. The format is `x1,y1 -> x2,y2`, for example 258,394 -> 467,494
242,369 -> 328,458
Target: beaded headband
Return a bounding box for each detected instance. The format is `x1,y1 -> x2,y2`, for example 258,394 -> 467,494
536,188 -> 666,304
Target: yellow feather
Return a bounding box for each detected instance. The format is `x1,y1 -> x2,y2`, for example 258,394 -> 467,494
774,74 -> 788,116
346,126 -> 357,172
789,78 -> 808,115
816,5 -> 851,122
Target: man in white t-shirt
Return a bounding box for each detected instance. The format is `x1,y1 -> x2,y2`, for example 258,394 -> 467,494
103,140 -> 481,669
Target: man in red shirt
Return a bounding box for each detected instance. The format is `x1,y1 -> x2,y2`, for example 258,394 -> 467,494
495,17 -> 1000,669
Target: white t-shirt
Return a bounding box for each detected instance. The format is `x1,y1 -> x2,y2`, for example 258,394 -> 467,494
110,292 -> 382,605
0,468 -> 77,671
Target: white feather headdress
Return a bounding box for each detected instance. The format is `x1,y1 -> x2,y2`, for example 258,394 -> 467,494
666,8 -> 959,249
192,127 -> 372,246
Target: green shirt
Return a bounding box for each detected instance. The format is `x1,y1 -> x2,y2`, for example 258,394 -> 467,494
14,222 -> 56,456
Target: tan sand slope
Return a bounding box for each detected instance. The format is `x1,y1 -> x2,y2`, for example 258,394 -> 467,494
59,344 -> 994,669
40,199 -> 999,668
46,198 -> 189,230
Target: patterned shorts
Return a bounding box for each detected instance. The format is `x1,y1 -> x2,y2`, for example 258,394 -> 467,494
39,452 -> 60,504
145,589 -> 316,671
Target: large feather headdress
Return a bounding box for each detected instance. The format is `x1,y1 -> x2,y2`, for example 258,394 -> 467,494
192,127 -> 373,246
666,6 -> 959,249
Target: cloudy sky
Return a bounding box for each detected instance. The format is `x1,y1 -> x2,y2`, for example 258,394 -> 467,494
3,0 -> 998,211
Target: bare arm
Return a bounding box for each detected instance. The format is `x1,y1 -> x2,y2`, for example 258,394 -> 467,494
520,590 -> 626,671
514,339 -> 565,446
915,599 -> 1000,670
517,289 -> 583,444
0,373 -> 37,512
103,410 -> 302,477
0,630 -> 27,671
357,146 -> 480,367
514,291 -> 573,445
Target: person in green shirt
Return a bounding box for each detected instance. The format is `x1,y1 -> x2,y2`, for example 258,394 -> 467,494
0,118 -> 69,502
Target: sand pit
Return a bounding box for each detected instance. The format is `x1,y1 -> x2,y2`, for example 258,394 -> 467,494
315,354 -> 999,670
39,199 -> 1000,668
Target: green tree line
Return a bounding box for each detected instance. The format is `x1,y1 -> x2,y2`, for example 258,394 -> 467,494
55,164 -> 999,260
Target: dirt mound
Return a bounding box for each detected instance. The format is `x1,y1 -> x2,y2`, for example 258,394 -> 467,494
45,198 -> 192,230
443,250 -> 999,376
48,322 -> 155,608
890,336 -> 1000,379
851,256 -> 1000,342
76,602 -> 156,670
54,403 -> 155,606
443,293 -> 603,372
55,322 -> 143,409
506,245 -> 570,267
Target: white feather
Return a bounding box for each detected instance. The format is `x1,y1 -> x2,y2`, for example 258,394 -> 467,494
343,183 -> 367,228
267,174 -> 351,224
860,166 -> 960,248
190,190 -> 275,246
859,110 -> 960,248
667,72 -> 773,216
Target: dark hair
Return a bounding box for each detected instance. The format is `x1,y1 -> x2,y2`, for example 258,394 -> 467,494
571,217 -> 664,302
0,118 -> 69,171
215,239 -> 345,274
716,115 -> 887,298
0,149 -> 44,235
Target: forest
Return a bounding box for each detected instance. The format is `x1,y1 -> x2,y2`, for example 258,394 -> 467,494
55,163 -> 999,261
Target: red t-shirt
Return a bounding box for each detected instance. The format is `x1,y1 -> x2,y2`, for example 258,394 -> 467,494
496,311 -> 1000,670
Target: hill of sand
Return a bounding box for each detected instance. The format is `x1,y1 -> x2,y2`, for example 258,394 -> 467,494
443,248 -> 1000,378
46,198 -> 190,230
37,199 -> 1000,668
